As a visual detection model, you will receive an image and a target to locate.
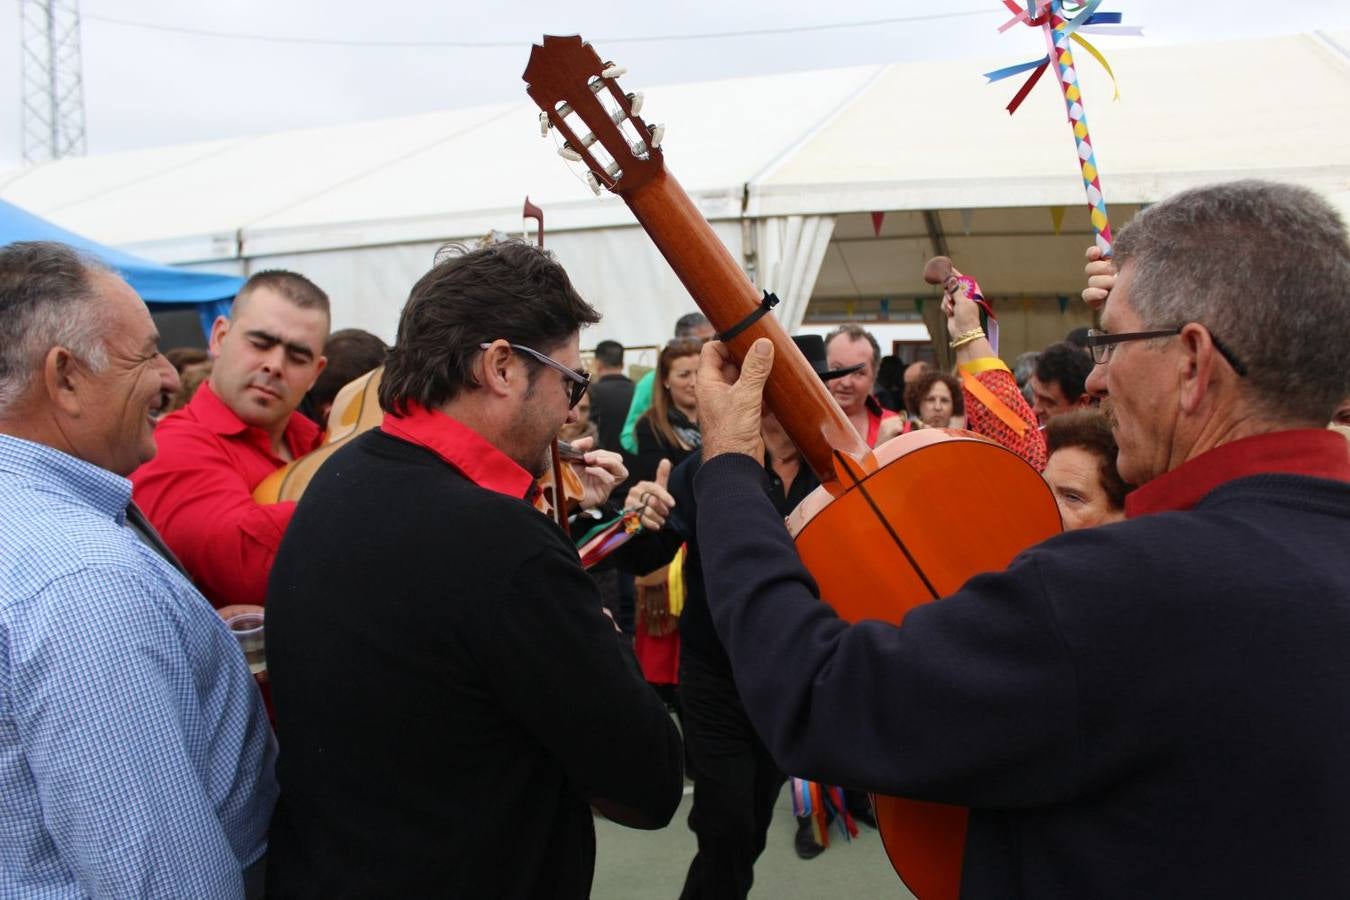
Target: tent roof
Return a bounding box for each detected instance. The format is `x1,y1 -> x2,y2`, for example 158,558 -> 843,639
1,31 -> 1346,264
0,65 -> 881,261
0,198 -> 244,303
750,31 -> 1350,217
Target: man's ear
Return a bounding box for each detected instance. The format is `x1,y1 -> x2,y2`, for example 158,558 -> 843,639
301,355 -> 328,394
44,346 -> 83,416
207,315 -> 230,358
1176,323 -> 1214,414
478,342 -> 517,400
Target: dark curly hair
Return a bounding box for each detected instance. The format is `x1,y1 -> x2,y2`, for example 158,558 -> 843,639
1034,341 -> 1093,403
904,370 -> 964,422
380,241 -> 600,415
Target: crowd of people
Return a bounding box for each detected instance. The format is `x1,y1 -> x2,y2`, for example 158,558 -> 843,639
1,177 -> 1348,898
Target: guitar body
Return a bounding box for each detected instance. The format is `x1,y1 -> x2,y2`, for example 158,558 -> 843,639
524,37 -> 1062,897
252,368 -> 384,504
789,429 -> 1061,900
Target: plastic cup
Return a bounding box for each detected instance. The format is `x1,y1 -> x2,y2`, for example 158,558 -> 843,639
226,612 -> 266,676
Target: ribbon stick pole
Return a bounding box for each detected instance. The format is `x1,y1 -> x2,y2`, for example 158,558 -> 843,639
1040,0 -> 1113,256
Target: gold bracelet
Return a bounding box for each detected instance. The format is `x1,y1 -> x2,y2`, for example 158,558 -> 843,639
949,328 -> 985,349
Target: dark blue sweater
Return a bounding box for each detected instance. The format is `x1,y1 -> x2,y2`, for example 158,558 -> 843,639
696,453 -> 1350,898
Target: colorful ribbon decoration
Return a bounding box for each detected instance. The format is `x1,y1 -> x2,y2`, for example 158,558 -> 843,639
575,504 -> 647,569
955,271 -> 999,355
986,0 -> 1140,255
790,778 -> 859,848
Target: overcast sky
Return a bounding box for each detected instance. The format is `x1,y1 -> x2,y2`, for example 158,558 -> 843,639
3,0 -> 1349,171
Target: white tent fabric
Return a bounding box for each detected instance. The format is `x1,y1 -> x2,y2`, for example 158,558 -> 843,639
753,215 -> 836,332
1,32 -> 1346,348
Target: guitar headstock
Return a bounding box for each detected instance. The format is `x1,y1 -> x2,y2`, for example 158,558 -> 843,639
523,35 -> 664,195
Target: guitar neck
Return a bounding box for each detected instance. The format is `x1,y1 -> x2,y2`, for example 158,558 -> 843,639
622,169 -> 871,487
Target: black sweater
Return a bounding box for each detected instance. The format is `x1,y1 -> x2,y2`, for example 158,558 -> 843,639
265,430 -> 682,899
696,454 -> 1350,898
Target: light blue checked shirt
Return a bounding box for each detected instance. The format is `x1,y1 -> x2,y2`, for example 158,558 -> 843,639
0,433 -> 278,898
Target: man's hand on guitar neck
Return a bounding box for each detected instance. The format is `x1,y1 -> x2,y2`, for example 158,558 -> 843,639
696,339 -> 774,462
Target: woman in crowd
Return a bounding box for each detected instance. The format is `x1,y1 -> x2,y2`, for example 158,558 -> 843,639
632,338 -> 703,480
903,370 -> 965,430
1042,408 -> 1133,530
630,337 -> 704,706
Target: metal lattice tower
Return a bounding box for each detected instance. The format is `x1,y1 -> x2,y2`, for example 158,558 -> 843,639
20,0 -> 87,164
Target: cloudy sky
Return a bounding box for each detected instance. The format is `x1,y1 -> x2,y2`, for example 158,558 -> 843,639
3,0 -> 1348,171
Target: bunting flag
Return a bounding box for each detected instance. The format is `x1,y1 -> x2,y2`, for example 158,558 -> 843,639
1049,205 -> 1067,235
959,208 -> 975,235
1058,295 -> 1070,313
871,211 -> 886,237
987,0 -> 1139,256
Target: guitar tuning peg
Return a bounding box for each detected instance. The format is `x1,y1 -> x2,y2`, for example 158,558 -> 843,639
601,64 -> 627,79
649,124 -> 665,149
559,145 -> 583,162
630,140 -> 648,157
585,172 -> 602,195
538,112 -> 550,137
627,92 -> 644,116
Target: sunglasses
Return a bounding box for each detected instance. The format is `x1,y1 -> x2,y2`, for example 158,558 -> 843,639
480,342 -> 591,408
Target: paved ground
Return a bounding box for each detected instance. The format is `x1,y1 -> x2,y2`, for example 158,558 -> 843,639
593,782 -> 918,899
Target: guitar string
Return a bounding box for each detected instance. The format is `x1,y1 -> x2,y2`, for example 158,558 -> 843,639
831,448 -> 941,601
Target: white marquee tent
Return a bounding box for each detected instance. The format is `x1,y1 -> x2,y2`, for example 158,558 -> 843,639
2,31 -> 1346,357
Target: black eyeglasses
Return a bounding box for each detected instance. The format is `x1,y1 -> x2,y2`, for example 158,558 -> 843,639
1085,325 -> 1248,377
480,342 -> 591,408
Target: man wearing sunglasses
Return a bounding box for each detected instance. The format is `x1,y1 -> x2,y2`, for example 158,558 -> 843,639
263,241 -> 682,899
690,180 -> 1350,897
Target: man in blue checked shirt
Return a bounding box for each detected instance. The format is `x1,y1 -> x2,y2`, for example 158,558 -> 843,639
0,242 -> 277,899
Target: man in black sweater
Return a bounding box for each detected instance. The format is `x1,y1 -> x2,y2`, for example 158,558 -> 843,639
265,242 -> 683,899
691,181 -> 1350,897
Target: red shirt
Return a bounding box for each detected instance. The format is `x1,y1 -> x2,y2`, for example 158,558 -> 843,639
864,395 -> 899,448
131,382 -> 322,608
381,403 -> 538,501
1127,429 -> 1350,518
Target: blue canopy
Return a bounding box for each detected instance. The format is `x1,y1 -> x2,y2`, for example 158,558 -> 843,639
0,198 -> 243,339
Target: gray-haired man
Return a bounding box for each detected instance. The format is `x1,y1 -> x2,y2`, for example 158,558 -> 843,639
0,241 -> 276,898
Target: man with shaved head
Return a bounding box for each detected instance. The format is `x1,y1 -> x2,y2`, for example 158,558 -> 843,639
132,270 -> 331,609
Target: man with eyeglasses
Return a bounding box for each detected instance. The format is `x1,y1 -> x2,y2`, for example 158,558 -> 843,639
687,180 -> 1350,897
263,241 -> 682,899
